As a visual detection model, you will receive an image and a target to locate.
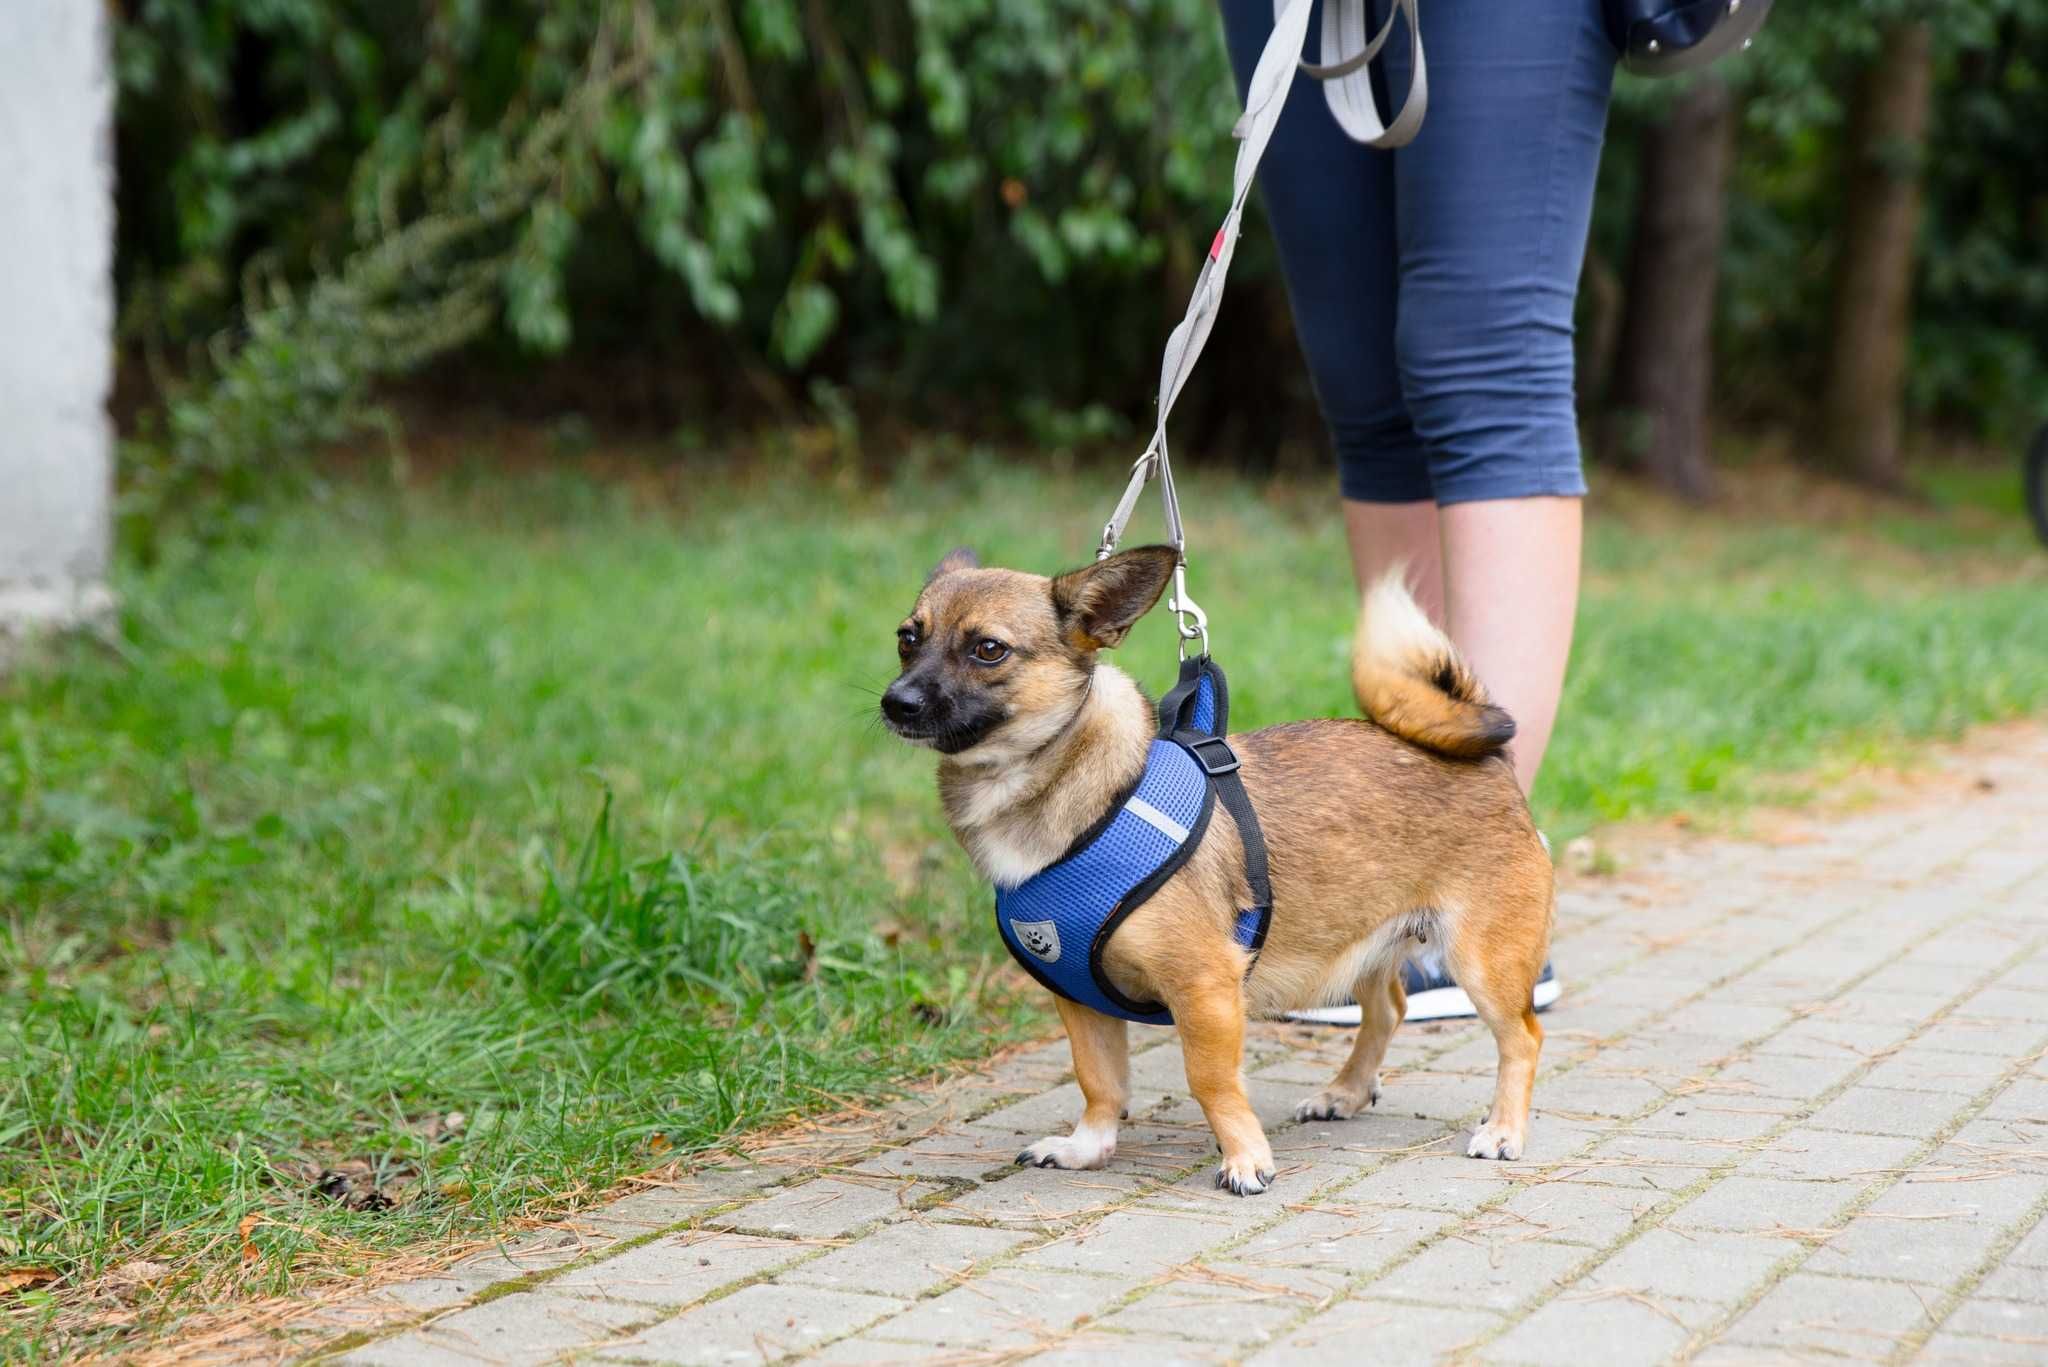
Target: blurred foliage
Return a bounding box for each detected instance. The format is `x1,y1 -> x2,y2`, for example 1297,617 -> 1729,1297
109,0 -> 2048,526
1683,0 -> 2048,436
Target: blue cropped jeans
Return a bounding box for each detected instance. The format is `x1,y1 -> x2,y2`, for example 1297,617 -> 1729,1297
1218,0 -> 1617,504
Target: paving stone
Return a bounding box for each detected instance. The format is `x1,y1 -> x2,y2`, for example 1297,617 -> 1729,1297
1737,1128 -> 1922,1184
1591,1131 -> 1745,1182
707,1177 -> 940,1238
1245,1297 -> 1502,1365
843,1126 -> 1042,1181
1805,1179 -> 2032,1284
1917,1329 -> 2048,1365
1276,1111 -> 1458,1162
1129,1039 -> 1196,1089
968,1083 -> 1095,1138
1361,1234 -> 1593,1313
1718,1272 -> 1935,1359
1482,1288 -> 1718,1365
1859,1045 -> 2023,1096
1579,1227 -> 1803,1305
1016,1333 -> 1233,1365
1320,1153 -> 1521,1213
598,1283 -> 906,1363
1525,1069 -> 1674,1121
342,1291 -> 646,1366
2009,1212 -> 2048,1268
576,1167 -> 775,1238
1631,1096 -> 1799,1142
1099,1123 -> 1217,1178
1234,1204 -> 1452,1275
774,1219 -> 1030,1299
546,1231 -> 812,1308
1015,1208 -> 1240,1277
801,1335 -> 950,1364
1096,1261 -> 1341,1348
970,1074 -> 1175,1138
1942,1293 -> 2048,1339
1668,1176 -> 1861,1236
936,1163 -> 1156,1227
1806,1085 -> 1972,1138
854,1267 -> 1131,1349
1709,1050 -> 1864,1100
1973,1257 -> 2048,1301
1489,1180 -> 1663,1249
1654,1001 -> 1803,1044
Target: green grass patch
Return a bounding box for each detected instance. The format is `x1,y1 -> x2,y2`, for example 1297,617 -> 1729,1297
3,451 -> 2045,1354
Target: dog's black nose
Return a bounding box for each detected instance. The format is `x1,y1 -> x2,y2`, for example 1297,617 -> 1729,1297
882,681 -> 929,726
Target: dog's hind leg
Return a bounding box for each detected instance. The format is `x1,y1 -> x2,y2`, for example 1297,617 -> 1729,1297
1295,963 -> 1405,1122
1443,887 -> 1549,1161
1017,996 -> 1129,1170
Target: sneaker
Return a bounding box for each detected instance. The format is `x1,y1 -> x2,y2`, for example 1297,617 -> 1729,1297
1283,961 -> 1561,1026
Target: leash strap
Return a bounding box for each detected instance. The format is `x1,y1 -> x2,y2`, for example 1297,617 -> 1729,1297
1099,0 -> 1425,647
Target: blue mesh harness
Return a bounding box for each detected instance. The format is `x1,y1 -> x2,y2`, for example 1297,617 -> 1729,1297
993,657 -> 1273,1025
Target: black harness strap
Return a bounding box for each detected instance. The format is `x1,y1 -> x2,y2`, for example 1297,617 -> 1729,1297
1157,657 -> 1274,968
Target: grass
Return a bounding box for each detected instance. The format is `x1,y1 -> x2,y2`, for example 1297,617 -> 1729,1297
3,444 -> 2045,1356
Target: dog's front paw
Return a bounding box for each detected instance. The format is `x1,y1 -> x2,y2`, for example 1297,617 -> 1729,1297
1466,1121 -> 1524,1161
1293,1081 -> 1377,1122
1016,1132 -> 1114,1171
1214,1153 -> 1276,1196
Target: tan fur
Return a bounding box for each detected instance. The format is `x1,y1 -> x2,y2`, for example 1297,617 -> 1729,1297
887,548 -> 1555,1189
1352,567 -> 1518,760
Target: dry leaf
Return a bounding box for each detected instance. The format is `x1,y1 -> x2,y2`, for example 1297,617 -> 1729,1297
1,1267 -> 58,1294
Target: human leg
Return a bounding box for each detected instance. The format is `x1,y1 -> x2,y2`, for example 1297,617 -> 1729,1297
1380,0 -> 1616,794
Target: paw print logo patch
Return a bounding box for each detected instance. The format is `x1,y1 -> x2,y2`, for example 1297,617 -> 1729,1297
1010,918 -> 1062,963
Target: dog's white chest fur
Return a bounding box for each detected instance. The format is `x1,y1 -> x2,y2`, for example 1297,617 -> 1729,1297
939,665 -> 1151,889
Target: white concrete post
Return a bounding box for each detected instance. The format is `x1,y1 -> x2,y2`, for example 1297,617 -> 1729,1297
0,3 -> 115,638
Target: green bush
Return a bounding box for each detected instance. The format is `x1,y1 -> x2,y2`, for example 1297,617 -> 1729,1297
111,0 -> 2048,508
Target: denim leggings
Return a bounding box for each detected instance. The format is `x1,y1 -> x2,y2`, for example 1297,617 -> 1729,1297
1218,0 -> 1617,504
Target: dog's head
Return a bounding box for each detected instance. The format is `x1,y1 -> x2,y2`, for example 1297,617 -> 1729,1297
881,544 -> 1179,757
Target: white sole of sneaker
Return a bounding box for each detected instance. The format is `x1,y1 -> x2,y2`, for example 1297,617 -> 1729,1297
1283,975 -> 1561,1026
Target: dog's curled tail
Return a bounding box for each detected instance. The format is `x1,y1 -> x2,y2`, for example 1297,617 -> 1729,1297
1351,569 -> 1516,760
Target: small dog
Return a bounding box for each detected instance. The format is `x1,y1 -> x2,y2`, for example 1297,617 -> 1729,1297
882,544 -> 1553,1193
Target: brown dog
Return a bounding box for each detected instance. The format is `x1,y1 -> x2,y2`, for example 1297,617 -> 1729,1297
882,544 -> 1553,1193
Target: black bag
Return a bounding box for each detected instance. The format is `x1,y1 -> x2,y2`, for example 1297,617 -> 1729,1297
1607,0 -> 1774,75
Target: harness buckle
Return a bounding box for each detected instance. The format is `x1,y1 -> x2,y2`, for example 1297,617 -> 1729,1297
1182,733 -> 1241,776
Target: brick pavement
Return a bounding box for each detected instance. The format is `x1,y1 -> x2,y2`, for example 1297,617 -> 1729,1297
321,730 -> 2048,1366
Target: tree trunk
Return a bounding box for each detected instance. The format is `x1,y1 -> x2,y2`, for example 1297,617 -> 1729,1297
1819,21 -> 1935,490
1607,75 -> 1736,503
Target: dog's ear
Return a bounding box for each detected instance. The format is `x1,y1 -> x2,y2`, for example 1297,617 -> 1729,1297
1051,545 -> 1179,651
926,546 -> 980,584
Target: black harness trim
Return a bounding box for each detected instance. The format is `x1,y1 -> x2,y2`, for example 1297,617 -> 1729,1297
1158,657 -> 1274,946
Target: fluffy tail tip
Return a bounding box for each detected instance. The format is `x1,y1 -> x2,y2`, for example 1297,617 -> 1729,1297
1352,568 -> 1517,760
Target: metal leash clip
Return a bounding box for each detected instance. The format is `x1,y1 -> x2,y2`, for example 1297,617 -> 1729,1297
1169,561 -> 1209,660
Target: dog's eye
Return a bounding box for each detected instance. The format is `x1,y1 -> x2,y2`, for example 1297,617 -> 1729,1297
971,638 -> 1009,664
897,626 -> 919,651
